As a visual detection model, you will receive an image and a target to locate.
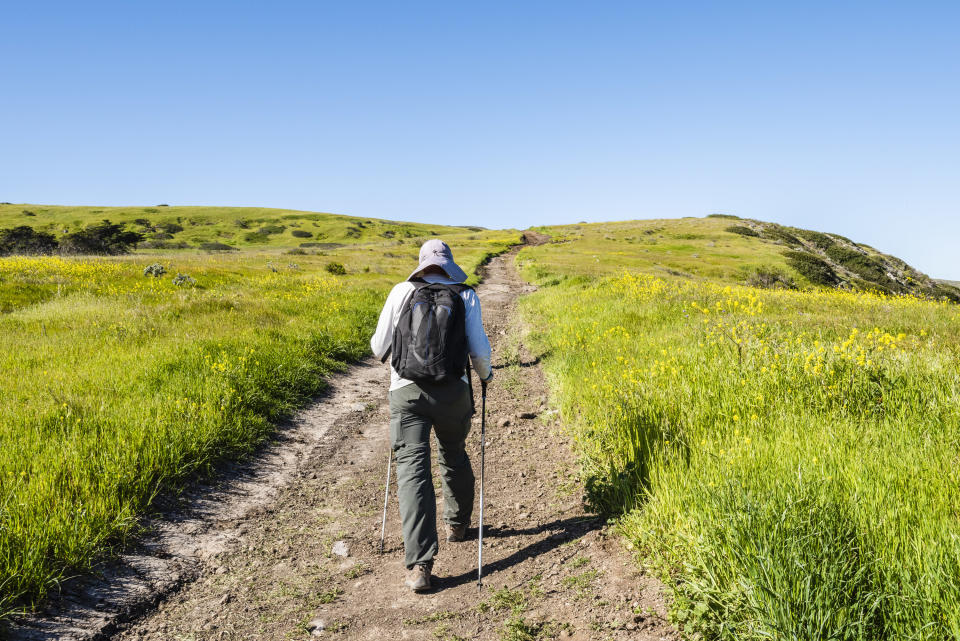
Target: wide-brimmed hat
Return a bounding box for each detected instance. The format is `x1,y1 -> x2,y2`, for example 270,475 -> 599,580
408,239 -> 468,283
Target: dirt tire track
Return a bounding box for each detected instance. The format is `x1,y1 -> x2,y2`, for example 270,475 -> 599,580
9,243 -> 677,641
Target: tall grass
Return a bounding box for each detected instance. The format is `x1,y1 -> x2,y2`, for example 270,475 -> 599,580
520,264 -> 960,639
0,231 -> 516,618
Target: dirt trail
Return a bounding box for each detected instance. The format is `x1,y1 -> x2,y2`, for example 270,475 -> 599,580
10,245 -> 677,641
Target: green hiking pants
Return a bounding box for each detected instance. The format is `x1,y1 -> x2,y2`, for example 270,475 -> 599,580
389,380 -> 475,569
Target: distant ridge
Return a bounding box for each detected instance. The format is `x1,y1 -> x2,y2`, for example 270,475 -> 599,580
709,214 -> 960,302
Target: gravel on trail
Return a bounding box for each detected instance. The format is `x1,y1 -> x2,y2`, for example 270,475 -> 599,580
8,241 -> 677,641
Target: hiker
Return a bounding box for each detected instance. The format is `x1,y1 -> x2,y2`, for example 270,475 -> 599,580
370,239 -> 493,592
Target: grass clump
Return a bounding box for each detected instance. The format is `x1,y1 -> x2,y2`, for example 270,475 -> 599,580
325,261 -> 347,275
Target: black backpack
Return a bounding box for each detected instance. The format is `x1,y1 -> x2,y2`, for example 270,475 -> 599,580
390,278 -> 471,384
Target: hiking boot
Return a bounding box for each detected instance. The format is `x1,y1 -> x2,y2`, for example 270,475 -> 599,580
445,523 -> 467,542
405,563 -> 432,592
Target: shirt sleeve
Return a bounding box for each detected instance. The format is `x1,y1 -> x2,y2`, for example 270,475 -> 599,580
462,289 -> 493,380
370,283 -> 410,360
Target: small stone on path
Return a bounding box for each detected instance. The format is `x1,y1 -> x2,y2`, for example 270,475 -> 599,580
308,618 -> 326,635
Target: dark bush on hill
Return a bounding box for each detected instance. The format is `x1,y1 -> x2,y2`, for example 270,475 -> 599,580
156,222 -> 184,234
825,246 -> 900,291
726,225 -> 759,237
849,277 -> 893,296
133,218 -> 152,227
257,224 -> 285,235
707,213 -> 741,219
199,242 -> 237,251
930,284 -> 960,303
139,240 -> 191,249
291,230 -> 313,238
760,226 -> 802,246
244,232 -> 269,243
380,230 -> 396,238
60,220 -> 143,255
747,266 -> 797,290
0,226 -> 59,255
22,210 -> 36,216
150,232 -> 174,240
794,229 -> 835,250
345,226 -> 363,238
325,262 -> 347,275
783,250 -> 839,286
142,208 -> 159,214
157,203 -> 169,207
300,242 -> 344,249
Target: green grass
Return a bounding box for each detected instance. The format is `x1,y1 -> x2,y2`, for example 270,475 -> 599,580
519,217 -> 960,640
0,205 -> 517,618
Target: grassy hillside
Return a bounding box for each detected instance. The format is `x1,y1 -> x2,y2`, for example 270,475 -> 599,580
518,217 -> 960,640
0,203 -> 484,252
0,205 -> 517,618
525,215 -> 958,300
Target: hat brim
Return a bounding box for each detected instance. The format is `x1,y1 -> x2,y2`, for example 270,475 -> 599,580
408,256 -> 468,283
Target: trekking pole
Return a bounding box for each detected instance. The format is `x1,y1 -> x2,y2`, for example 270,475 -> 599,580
477,378 -> 487,590
379,448 -> 393,554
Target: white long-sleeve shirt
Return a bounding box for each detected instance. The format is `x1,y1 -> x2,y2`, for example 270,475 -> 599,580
370,275 -> 493,391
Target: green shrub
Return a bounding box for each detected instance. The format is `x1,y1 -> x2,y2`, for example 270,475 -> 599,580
143,263 -> 166,277
746,266 -> 797,290
243,232 -> 269,243
60,220 -> 143,255
707,213 -> 741,219
22,210 -> 36,217
760,226 -> 802,246
257,224 -> 285,235
172,273 -> 196,287
783,250 -> 838,286
825,246 -> 898,290
156,222 -> 184,234
291,230 -> 312,238
325,262 -> 347,275
726,225 -> 759,237
199,242 -> 237,251
0,226 -> 59,255
794,229 -> 835,250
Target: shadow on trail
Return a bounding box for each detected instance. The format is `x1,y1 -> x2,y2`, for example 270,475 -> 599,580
491,354 -> 543,370
433,515 -> 602,590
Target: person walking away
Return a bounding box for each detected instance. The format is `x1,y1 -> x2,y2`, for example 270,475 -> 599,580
370,239 -> 493,592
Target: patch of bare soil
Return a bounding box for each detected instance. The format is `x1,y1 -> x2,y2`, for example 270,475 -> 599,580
9,244 -> 677,641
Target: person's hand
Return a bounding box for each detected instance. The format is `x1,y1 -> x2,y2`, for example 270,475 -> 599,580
481,372 -> 492,390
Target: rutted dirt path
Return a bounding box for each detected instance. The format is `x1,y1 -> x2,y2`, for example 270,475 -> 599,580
11,246 -> 677,641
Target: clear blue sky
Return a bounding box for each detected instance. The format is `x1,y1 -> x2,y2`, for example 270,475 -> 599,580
2,1 -> 957,277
